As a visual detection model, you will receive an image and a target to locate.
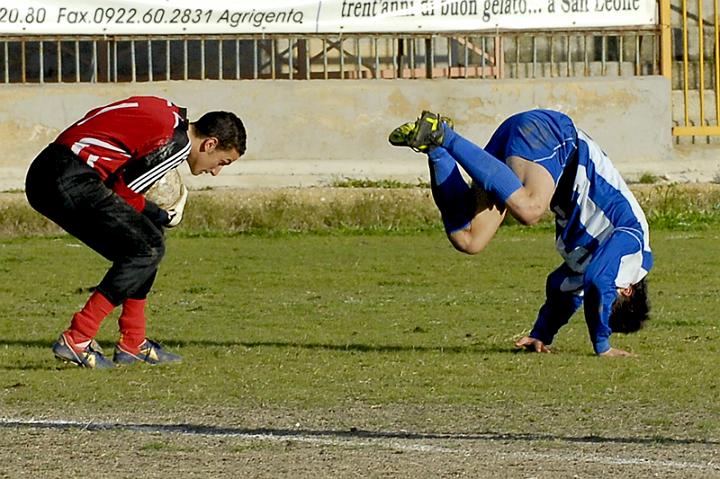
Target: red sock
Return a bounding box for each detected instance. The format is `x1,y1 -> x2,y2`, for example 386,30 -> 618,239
118,298 -> 147,354
67,291 -> 115,345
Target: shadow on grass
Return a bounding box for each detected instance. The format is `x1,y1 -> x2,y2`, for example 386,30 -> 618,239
0,339 -> 521,356
0,418 -> 717,447
177,339 -> 519,355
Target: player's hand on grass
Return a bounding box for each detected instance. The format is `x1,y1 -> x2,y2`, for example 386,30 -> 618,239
514,336 -> 551,353
599,347 -> 635,357
166,184 -> 188,228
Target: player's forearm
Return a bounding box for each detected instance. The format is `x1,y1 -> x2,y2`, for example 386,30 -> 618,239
529,319 -> 562,345
593,336 -> 612,355
584,287 -> 616,355
141,200 -> 170,227
530,299 -> 578,345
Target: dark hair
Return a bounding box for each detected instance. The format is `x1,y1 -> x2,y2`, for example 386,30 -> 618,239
192,111 -> 247,156
609,277 -> 650,334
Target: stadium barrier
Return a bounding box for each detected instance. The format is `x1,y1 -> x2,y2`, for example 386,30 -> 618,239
0,76 -> 669,190
0,31 -> 660,83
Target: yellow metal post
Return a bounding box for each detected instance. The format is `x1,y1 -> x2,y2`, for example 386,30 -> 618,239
698,0 -> 705,127
660,0 -> 672,78
673,0 -> 720,136
683,0 -> 689,127
715,0 -> 719,124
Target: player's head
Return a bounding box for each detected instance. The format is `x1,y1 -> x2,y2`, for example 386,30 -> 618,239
187,111 -> 246,176
609,277 -> 650,334
193,111 -> 246,155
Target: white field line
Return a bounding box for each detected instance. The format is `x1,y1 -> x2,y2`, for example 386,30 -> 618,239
1,417 -> 718,473
0,417 -> 459,454
505,451 -> 719,471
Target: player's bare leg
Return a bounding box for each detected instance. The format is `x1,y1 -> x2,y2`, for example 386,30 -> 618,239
390,115 -> 509,255
446,186 -> 506,255
407,111 -> 556,228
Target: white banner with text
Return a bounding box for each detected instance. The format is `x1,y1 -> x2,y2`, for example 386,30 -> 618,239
0,0 -> 657,35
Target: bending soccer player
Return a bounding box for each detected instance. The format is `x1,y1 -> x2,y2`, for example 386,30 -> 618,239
389,109 -> 652,357
26,96 -> 246,368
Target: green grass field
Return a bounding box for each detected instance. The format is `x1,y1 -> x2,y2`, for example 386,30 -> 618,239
1,189 -> 720,477
2,229 -> 719,426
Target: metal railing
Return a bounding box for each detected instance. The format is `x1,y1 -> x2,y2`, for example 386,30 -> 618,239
672,0 -> 720,136
0,30 -> 661,84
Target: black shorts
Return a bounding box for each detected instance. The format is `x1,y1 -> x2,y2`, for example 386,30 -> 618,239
25,144 -> 165,304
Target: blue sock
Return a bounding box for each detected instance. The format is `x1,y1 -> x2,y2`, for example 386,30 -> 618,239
442,127 -> 522,203
427,148 -> 475,233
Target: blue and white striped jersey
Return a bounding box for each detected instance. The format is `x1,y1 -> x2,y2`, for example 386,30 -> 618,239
484,109 -> 653,287
482,109 -> 653,353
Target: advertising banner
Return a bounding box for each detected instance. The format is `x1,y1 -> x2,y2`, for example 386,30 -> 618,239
0,0 -> 657,35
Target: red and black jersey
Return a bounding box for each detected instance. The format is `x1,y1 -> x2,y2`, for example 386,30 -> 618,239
54,96 -> 191,211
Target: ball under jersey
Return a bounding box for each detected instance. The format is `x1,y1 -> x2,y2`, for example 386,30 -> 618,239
53,96 -> 191,212
484,109 -> 653,287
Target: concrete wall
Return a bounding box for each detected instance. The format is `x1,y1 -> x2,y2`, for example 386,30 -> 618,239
0,77 -> 671,191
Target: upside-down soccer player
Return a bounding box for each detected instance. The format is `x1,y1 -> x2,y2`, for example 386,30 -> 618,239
25,96 -> 246,368
389,109 -> 652,356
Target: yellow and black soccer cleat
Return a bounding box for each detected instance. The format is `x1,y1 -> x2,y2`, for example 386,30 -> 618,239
388,112 -> 454,152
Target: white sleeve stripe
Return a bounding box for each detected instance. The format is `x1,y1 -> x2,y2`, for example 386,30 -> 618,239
127,142 -> 190,192
71,143 -> 86,156
127,142 -> 191,192
128,157 -> 184,193
74,137 -> 130,155
131,163 -> 178,193
614,227 -> 644,249
530,136 -> 577,163
76,102 -> 139,126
